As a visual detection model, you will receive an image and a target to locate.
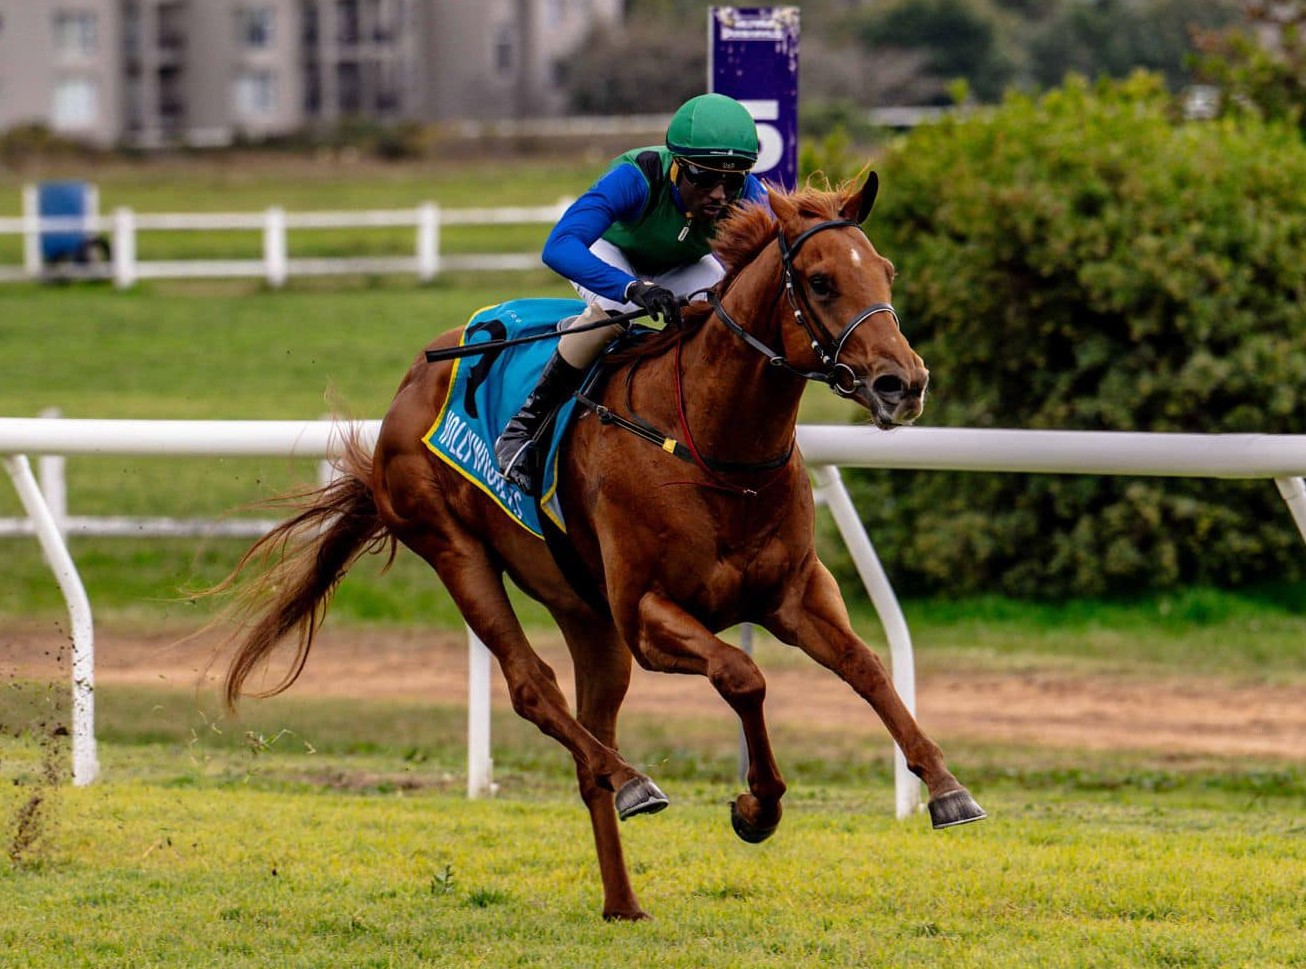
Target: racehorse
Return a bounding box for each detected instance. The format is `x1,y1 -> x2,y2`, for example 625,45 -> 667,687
215,171 -> 986,920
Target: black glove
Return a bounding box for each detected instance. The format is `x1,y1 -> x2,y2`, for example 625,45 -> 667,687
625,280 -> 682,326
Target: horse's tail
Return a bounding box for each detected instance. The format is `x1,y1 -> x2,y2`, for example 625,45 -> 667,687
211,427 -> 395,710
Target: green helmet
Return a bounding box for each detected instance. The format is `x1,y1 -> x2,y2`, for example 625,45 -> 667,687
665,94 -> 759,171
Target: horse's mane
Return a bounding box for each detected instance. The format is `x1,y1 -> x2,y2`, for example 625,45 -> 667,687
607,181 -> 854,364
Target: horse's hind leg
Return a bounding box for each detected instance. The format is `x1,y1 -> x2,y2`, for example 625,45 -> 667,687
401,530 -> 651,800
554,610 -> 655,921
766,561 -> 986,829
624,592 -> 787,844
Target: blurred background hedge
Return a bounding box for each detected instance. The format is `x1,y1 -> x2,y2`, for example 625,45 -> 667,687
831,74 -> 1306,598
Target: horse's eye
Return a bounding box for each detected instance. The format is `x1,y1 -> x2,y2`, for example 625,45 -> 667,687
808,274 -> 835,298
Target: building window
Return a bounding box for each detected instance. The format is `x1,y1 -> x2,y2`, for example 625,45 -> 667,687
302,1 -> 319,44
303,68 -> 322,115
52,77 -> 99,129
494,23 -> 515,74
337,0 -> 360,44
124,4 -> 141,57
159,66 -> 185,122
337,61 -> 361,113
159,3 -> 187,51
238,7 -> 276,49
234,70 -> 278,119
53,10 -> 98,57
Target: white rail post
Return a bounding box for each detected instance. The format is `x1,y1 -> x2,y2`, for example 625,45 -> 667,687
264,207 -> 288,288
113,207 -> 137,290
22,184 -> 41,277
37,408 -> 67,538
417,202 -> 440,282
810,464 -> 921,820
1275,477 -> 1306,543
3,455 -> 98,786
467,627 -> 495,798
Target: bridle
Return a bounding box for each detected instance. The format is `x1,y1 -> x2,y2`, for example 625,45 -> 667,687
706,218 -> 900,398
576,216 -> 903,493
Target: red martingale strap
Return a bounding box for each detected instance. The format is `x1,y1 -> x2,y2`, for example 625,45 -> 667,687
671,340 -> 793,497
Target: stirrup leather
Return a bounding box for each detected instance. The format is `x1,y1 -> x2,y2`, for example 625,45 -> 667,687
493,352 -> 586,495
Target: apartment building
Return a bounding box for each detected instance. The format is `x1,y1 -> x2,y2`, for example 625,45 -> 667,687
0,0 -> 621,147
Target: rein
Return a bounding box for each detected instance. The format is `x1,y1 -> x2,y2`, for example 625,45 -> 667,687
575,352 -> 794,495
423,305 -> 652,363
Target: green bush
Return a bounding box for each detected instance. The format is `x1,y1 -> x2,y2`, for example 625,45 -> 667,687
838,73 -> 1306,598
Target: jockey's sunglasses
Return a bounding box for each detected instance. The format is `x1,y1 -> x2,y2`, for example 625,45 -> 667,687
676,159 -> 747,195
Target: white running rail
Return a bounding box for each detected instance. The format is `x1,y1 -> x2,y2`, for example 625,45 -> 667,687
0,195 -> 572,287
3,418 -> 1305,819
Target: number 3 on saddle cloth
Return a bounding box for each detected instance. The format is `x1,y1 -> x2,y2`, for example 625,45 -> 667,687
423,297 -> 591,540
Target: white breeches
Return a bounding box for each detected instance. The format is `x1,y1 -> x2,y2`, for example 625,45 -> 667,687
557,238 -> 725,367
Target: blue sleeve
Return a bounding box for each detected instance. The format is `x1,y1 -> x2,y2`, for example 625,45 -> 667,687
542,164 -> 650,302
741,173 -> 771,209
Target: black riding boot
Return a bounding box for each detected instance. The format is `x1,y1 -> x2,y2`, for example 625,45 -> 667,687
494,351 -> 587,495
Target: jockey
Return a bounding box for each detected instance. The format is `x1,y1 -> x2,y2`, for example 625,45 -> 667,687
494,92 -> 770,494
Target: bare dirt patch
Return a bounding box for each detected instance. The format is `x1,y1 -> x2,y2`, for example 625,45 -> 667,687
2,621 -> 1303,761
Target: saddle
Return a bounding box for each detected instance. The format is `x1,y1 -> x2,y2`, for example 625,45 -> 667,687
423,298 -> 610,612
423,298 -> 590,537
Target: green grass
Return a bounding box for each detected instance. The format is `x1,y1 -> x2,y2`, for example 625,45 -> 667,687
24,789 -> 1306,967
2,677 -> 1303,967
903,585 -> 1306,683
0,279 -> 570,419
2,760 -> 1302,967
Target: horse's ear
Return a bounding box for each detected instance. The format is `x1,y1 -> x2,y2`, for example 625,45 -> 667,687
841,170 -> 879,225
767,185 -> 797,226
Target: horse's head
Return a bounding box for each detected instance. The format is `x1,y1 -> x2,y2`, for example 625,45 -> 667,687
764,173 -> 929,428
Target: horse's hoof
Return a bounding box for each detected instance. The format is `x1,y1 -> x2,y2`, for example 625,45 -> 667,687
928,789 -> 987,829
730,799 -> 778,844
615,777 -> 669,820
603,908 -> 651,922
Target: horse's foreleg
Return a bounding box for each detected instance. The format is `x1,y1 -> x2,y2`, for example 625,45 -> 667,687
555,613 -> 651,921
766,561 -> 985,828
630,593 -> 786,842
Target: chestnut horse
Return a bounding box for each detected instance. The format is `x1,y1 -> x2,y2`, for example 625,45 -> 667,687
217,172 -> 985,920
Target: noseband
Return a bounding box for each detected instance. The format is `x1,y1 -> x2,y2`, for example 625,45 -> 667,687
707,218 -> 900,398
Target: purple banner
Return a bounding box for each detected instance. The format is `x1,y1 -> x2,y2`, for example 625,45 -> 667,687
708,7 -> 800,190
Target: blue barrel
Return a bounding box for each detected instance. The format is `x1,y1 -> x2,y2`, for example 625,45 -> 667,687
38,181 -> 95,264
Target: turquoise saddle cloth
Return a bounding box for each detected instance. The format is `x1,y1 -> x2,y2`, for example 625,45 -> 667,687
423,298 -> 588,538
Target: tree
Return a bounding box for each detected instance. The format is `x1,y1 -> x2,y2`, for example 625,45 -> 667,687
854,0 -> 1016,102
1193,0 -> 1306,134
1029,0 -> 1242,91
838,75 -> 1306,597
560,21 -> 704,115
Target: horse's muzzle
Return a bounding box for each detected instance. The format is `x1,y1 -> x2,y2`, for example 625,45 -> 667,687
857,370 -> 928,428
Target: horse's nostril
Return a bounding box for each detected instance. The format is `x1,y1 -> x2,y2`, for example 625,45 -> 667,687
872,374 -> 905,398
